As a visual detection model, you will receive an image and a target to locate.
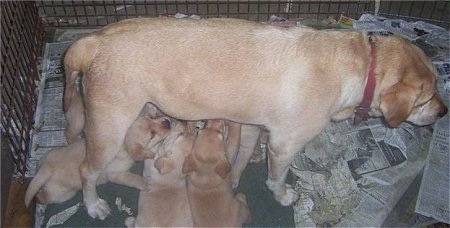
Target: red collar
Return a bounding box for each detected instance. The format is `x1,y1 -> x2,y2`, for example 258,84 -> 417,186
354,36 -> 377,125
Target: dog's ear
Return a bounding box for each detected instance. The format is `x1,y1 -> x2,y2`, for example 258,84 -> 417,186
380,82 -> 417,127
182,153 -> 197,174
154,156 -> 175,175
214,160 -> 230,179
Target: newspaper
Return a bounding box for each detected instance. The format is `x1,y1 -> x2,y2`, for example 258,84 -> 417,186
353,13 -> 450,50
291,117 -> 434,226
415,61 -> 450,224
291,60 -> 449,226
27,41 -> 72,177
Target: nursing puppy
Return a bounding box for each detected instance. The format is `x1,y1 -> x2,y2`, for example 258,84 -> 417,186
24,105 -> 171,207
64,18 -> 447,218
125,119 -> 194,227
182,120 -> 251,227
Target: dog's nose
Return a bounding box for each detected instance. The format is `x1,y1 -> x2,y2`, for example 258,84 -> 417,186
438,106 -> 448,118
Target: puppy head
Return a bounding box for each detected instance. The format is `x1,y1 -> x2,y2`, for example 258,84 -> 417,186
182,120 -> 230,179
154,155 -> 176,175
377,37 -> 447,127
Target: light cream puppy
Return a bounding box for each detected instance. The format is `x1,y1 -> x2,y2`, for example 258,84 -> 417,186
125,119 -> 194,227
24,139 -> 147,207
64,18 -> 447,218
24,105 -> 170,207
182,120 -> 251,227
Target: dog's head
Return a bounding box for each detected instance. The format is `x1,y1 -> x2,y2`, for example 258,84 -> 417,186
374,36 -> 447,127
182,120 -> 230,179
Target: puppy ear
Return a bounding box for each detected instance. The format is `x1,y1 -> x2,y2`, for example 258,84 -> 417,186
140,102 -> 159,118
182,153 -> 197,174
154,156 -> 175,175
214,160 -> 231,179
380,82 -> 417,127
206,120 -> 225,132
186,121 -> 198,135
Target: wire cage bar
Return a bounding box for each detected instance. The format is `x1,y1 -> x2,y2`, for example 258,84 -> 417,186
36,1 -> 449,29
1,1 -> 44,177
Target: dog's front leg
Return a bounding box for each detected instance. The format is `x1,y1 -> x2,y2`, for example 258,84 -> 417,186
265,129 -> 307,206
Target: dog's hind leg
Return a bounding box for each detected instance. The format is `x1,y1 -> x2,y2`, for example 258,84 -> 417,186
65,87 -> 85,144
80,110 -> 134,220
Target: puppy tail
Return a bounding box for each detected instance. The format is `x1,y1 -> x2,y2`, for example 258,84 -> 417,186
24,168 -> 51,207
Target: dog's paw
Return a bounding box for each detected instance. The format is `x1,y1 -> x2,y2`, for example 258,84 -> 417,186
275,185 -> 299,206
86,198 -> 111,220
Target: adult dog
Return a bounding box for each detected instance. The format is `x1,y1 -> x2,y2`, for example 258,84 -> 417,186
64,18 -> 447,219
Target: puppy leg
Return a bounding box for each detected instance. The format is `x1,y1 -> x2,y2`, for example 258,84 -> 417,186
225,122 -> 241,163
236,193 -> 252,224
230,125 -> 260,188
106,171 -> 150,191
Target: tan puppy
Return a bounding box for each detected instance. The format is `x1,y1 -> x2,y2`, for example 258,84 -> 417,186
64,18 -> 447,218
24,105 -> 171,207
24,139 -> 147,207
182,120 -> 251,227
125,119 -> 194,227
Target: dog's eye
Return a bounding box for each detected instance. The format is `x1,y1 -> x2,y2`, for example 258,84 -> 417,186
416,94 -> 435,108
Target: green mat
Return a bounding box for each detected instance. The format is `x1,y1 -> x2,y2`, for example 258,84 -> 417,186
42,162 -> 295,227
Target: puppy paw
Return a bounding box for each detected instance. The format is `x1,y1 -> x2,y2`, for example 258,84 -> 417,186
124,216 -> 136,227
85,198 -> 111,220
143,177 -> 153,192
235,192 -> 248,204
275,185 -> 299,206
230,170 -> 241,189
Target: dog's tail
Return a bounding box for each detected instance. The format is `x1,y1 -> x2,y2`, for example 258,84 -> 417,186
63,35 -> 99,112
24,166 -> 51,207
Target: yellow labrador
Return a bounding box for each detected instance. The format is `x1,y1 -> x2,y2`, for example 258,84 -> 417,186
64,18 -> 447,219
